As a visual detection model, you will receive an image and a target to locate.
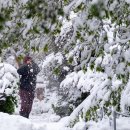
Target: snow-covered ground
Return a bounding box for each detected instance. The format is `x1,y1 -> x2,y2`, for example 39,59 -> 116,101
1,112 -> 130,130
0,112 -> 71,130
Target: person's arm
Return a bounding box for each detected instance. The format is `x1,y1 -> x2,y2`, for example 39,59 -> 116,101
33,62 -> 40,75
17,64 -> 28,75
36,64 -> 40,74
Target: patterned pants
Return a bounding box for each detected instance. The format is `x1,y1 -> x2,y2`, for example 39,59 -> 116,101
19,89 -> 35,118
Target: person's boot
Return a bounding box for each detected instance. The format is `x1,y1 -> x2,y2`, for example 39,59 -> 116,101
25,113 -> 29,118
20,111 -> 29,118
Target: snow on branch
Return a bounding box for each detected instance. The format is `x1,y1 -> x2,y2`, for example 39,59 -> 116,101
0,63 -> 19,95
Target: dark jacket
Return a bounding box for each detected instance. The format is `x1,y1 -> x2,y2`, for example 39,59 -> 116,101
17,62 -> 40,91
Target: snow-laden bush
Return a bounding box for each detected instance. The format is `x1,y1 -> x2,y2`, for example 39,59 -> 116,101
0,63 -> 19,114
49,0 -> 130,126
36,52 -> 85,117
60,68 -> 124,125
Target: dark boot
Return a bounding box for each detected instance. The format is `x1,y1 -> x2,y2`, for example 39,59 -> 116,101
20,111 -> 29,118
25,113 -> 29,118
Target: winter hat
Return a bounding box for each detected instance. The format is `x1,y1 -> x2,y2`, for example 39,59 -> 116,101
23,56 -> 32,63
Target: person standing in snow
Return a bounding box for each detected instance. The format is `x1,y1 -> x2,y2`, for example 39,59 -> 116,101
17,56 -> 40,118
